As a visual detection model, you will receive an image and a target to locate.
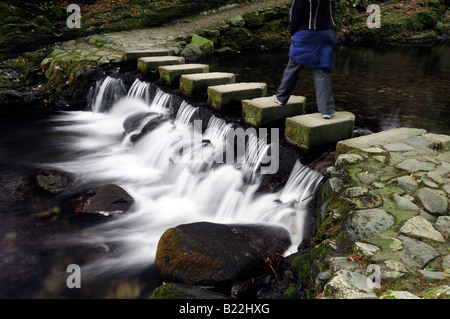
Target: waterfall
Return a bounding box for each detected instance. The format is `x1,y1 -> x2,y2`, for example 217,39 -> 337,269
127,78 -> 150,103
49,76 -> 324,274
91,76 -> 127,113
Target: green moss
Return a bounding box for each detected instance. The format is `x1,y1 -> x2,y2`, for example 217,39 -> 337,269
284,284 -> 296,297
285,119 -> 310,149
149,283 -> 186,299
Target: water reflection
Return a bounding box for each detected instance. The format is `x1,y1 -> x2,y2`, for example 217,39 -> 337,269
211,44 -> 450,135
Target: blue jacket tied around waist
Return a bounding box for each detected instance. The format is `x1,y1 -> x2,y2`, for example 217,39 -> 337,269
289,29 -> 337,73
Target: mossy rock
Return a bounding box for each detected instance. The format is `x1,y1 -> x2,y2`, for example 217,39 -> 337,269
191,34 -> 214,55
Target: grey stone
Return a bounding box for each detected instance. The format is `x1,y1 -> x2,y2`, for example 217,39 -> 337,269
207,82 -> 267,110
372,182 -> 385,189
405,136 -> 435,148
396,235 -> 440,268
315,271 -> 330,286
418,270 -> 449,283
137,56 -> 185,73
336,128 -> 426,154
242,95 -> 306,126
354,242 -> 380,257
383,143 -> 415,152
382,291 -> 421,299
180,44 -> 203,61
392,193 -> 419,211
444,184 -> 450,195
435,216 -> 450,239
374,156 -> 387,163
399,216 -> 445,242
228,15 -> 245,27
422,133 -> 450,151
329,177 -> 344,193
393,175 -> 418,193
344,209 -> 395,241
322,270 -> 377,299
344,187 -> 368,198
158,63 -> 209,85
335,154 -> 364,168
402,151 -> 419,157
180,72 -> 235,95
285,112 -> 355,150
419,210 -> 437,223
418,187 -> 448,214
380,260 -> 412,281
329,257 -> 361,272
426,171 -> 444,184
425,285 -> 450,298
357,172 -> 377,185
442,254 -> 450,269
396,159 -> 436,173
421,178 -> 439,188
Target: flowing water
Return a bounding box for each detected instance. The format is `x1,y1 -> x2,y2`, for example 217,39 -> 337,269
0,77 -> 323,298
210,43 -> 450,135
2,43 -> 448,298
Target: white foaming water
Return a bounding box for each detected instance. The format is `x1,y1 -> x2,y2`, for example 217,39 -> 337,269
49,77 -> 324,275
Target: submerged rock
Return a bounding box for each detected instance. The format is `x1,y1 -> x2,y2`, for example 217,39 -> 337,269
75,184 -> 134,216
155,222 -> 291,286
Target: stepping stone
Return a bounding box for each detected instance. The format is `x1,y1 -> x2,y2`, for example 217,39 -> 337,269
159,64 -> 210,85
285,112 -> 355,149
137,56 -> 185,73
207,82 -> 267,110
123,48 -> 173,61
242,95 -> 306,126
179,72 -> 235,95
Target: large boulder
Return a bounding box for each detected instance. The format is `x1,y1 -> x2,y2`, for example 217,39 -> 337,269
155,222 -> 291,286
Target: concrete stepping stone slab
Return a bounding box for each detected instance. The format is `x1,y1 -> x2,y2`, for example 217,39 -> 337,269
123,48 -> 173,61
285,112 -> 355,149
137,56 -> 185,73
207,82 -> 267,110
179,72 -> 235,95
242,95 -> 306,126
159,64 -> 210,85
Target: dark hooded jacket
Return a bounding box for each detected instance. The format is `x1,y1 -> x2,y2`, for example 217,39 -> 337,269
289,0 -> 336,35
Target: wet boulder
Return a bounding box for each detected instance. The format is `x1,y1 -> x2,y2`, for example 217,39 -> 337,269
75,184 -> 134,216
155,222 -> 291,286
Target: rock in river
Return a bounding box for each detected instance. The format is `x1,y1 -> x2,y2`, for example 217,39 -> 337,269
155,222 -> 291,286
75,184 -> 134,216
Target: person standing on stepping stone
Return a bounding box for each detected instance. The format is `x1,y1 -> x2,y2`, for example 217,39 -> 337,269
272,0 -> 337,119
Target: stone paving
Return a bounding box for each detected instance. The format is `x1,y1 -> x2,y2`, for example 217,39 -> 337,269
317,127 -> 449,299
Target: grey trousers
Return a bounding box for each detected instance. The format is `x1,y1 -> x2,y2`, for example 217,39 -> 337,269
276,58 -> 335,116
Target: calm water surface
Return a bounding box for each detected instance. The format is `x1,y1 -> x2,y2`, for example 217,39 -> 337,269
211,43 -> 450,135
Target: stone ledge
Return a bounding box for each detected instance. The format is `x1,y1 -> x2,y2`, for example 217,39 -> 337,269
137,56 -> 185,73
242,95 -> 306,126
336,128 -> 427,156
179,72 -> 235,95
285,112 -> 355,149
207,82 -> 267,110
159,64 -> 210,85
123,48 -> 173,61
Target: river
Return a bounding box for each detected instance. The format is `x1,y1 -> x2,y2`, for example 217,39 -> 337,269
0,43 -> 448,298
